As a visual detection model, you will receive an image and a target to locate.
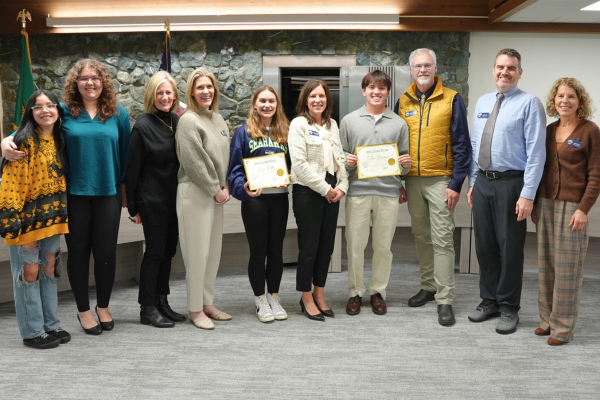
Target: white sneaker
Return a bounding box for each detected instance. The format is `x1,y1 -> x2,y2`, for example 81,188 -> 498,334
267,293 -> 288,320
255,295 -> 275,323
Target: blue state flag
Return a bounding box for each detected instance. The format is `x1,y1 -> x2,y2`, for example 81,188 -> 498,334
159,30 -> 171,72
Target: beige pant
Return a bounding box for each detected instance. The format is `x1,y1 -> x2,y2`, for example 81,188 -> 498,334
405,176 -> 455,304
176,182 -> 223,312
346,195 -> 399,299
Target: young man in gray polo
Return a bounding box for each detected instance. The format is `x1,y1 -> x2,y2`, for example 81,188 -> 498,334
340,70 -> 411,316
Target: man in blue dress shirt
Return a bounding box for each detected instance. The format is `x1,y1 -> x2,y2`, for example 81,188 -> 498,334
466,48 -> 546,334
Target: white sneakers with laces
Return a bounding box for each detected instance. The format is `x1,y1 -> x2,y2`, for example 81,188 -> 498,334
267,293 -> 288,320
255,295 -> 275,323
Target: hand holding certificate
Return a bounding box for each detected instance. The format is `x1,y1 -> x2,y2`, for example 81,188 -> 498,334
243,153 -> 291,191
356,142 -> 401,179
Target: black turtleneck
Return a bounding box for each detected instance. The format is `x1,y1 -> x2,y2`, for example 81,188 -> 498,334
126,110 -> 179,219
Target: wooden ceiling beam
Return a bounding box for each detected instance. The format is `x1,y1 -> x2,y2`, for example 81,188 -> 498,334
488,0 -> 540,24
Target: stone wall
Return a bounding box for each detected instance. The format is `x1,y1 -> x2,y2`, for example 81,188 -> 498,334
0,31 -> 470,134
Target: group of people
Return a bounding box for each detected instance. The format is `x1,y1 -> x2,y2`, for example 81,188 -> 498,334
1,46 -> 597,350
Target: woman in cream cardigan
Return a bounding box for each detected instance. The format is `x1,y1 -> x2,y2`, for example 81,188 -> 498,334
176,68 -> 231,330
288,79 -> 348,322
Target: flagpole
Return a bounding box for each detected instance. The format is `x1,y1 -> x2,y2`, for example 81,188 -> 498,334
13,9 -> 35,131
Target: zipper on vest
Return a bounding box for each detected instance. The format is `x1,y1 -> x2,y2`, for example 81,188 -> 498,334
418,96 -> 426,176
426,103 -> 432,126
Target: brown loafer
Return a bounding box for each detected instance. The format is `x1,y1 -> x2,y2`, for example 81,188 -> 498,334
534,327 -> 550,336
346,295 -> 362,315
548,337 -> 566,346
370,293 -> 387,315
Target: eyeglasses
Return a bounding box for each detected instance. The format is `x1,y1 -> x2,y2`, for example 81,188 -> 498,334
411,64 -> 436,70
32,104 -> 58,112
78,76 -> 101,83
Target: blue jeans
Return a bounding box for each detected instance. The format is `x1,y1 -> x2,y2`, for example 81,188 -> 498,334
9,235 -> 62,339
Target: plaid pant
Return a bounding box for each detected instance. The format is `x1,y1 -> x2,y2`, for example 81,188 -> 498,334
537,198 -> 588,342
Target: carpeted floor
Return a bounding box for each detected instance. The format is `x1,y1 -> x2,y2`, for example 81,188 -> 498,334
1,262 -> 599,399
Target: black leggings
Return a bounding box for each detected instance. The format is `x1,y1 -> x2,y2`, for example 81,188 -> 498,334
138,208 -> 179,306
292,174 -> 339,292
65,189 -> 121,312
241,194 -> 289,296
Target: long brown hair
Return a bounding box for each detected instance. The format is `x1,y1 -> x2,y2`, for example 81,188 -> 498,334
296,79 -> 333,130
63,59 -> 118,122
247,85 -> 289,144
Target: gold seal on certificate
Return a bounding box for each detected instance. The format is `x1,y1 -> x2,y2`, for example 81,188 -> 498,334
356,142 -> 401,179
243,153 -> 291,190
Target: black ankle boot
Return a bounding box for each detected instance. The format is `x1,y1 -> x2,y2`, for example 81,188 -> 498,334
140,306 -> 175,328
157,295 -> 186,322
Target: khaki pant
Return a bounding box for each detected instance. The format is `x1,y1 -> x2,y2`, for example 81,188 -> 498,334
176,182 -> 223,312
405,176 -> 455,304
346,195 -> 399,299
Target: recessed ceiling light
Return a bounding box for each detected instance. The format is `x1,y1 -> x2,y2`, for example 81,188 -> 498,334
582,1 -> 600,11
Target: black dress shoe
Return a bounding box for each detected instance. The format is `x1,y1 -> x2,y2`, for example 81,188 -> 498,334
95,306 -> 114,331
77,314 -> 102,335
299,299 -> 325,321
157,295 -> 187,322
438,304 -> 456,326
23,332 -> 61,349
408,289 -> 436,307
313,294 -> 335,318
140,306 -> 175,328
46,328 -> 71,343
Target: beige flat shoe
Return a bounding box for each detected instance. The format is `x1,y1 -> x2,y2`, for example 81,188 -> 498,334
189,317 -> 214,330
205,310 -> 232,321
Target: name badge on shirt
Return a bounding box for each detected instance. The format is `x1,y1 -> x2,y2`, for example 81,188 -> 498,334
567,139 -> 582,148
221,130 -> 228,136
405,110 -> 417,117
477,113 -> 490,118
309,130 -> 320,137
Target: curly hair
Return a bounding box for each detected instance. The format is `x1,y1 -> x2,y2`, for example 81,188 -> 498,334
545,77 -> 594,120
62,59 -> 118,122
247,85 -> 289,144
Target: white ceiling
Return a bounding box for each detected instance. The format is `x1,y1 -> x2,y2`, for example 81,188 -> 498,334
507,0 -> 600,23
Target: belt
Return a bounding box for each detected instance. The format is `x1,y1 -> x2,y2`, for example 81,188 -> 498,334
479,169 -> 524,180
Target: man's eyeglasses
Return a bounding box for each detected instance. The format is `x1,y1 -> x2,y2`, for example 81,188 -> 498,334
411,64 -> 436,70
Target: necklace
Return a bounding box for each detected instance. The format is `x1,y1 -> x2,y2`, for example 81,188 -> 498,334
154,113 -> 173,131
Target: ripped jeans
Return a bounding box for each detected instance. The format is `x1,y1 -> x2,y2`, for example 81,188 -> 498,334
9,235 -> 62,339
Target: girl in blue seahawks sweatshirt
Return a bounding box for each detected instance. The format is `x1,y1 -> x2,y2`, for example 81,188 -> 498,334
227,85 -> 291,323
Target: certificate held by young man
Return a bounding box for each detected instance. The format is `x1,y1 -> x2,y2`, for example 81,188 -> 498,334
356,142 -> 401,179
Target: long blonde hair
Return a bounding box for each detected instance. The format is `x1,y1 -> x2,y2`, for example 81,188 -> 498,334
247,85 -> 289,144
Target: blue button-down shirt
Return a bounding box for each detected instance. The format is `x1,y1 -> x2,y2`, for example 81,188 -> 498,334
469,86 -> 546,200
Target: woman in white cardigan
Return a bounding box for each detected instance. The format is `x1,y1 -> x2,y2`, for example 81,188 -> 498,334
288,79 -> 348,322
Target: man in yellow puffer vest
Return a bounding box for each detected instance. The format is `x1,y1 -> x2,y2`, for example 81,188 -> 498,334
394,48 -> 472,326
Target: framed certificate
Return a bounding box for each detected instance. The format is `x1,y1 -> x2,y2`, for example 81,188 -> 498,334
242,153 -> 291,191
356,142 -> 401,179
